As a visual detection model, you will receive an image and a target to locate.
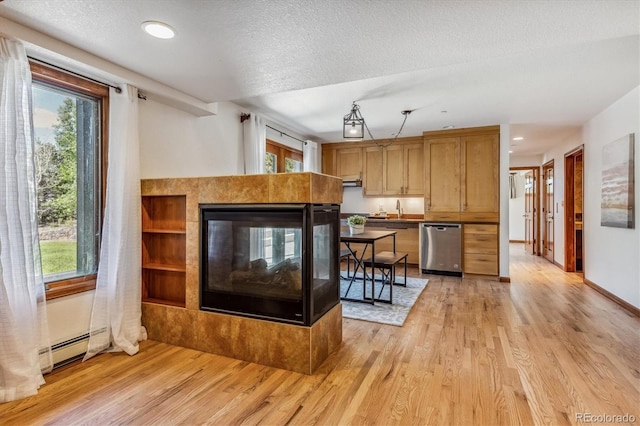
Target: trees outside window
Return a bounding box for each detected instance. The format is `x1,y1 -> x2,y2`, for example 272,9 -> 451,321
31,62 -> 108,298
265,140 -> 302,174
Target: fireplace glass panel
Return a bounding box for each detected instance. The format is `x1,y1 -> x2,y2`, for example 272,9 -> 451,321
200,204 -> 339,325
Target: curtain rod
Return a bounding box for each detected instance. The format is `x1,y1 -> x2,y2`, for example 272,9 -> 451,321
241,113 -> 307,145
27,56 -> 148,100
28,56 -> 122,93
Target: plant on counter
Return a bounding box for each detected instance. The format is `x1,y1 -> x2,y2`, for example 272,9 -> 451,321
347,215 -> 367,226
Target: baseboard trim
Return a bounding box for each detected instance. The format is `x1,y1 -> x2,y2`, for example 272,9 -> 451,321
554,260 -> 564,270
583,278 -> 640,317
509,240 -> 525,243
499,276 -> 511,283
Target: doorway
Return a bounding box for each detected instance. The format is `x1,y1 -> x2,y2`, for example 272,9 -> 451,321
509,166 -> 540,256
564,146 -> 584,273
524,169 -> 540,255
542,160 -> 555,264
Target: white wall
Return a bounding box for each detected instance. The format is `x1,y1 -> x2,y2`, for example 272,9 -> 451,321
340,190 -> 424,216
509,172 -> 526,241
582,86 -> 639,308
139,100 -> 244,178
46,292 -> 94,364
510,154 -> 543,167
499,124 -> 511,278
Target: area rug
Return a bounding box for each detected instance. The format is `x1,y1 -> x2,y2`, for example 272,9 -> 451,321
339,276 -> 428,326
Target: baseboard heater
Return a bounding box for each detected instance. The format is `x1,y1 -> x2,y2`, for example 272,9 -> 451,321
45,327 -> 107,369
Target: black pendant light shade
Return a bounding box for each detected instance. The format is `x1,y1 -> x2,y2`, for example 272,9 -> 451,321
343,103 -> 365,139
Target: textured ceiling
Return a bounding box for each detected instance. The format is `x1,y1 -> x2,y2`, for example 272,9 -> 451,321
1,0 -> 639,155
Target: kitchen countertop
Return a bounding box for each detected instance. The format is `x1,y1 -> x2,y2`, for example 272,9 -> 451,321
340,213 -> 424,225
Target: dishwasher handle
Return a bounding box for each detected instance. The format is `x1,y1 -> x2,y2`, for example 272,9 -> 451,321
420,223 -> 462,230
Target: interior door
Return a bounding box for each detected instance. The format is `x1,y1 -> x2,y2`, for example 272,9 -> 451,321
524,171 -> 535,254
564,146 -> 584,272
542,161 -> 554,263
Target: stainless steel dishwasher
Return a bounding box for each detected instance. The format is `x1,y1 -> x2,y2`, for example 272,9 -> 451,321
419,223 -> 462,276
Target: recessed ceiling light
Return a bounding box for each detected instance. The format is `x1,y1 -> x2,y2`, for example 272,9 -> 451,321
512,136 -> 524,141
509,150 -> 513,154
142,21 -> 175,39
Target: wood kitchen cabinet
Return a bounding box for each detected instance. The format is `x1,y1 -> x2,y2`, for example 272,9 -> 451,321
424,126 -> 499,222
321,145 -> 363,180
336,147 -> 363,180
460,133 -> 499,221
383,143 -> 424,196
424,137 -> 461,221
463,224 -> 498,275
341,221 -> 420,264
363,146 -> 383,195
323,138 -> 423,197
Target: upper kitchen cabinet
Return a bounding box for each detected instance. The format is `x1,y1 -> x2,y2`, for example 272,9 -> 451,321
363,146 -> 383,196
336,147 -> 363,180
321,146 -> 337,176
383,142 -> 424,196
321,145 -> 364,180
323,138 -> 423,197
460,133 -> 499,221
424,126 -> 500,222
424,137 -> 461,221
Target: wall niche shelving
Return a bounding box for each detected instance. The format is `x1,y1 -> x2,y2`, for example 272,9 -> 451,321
141,195 -> 186,307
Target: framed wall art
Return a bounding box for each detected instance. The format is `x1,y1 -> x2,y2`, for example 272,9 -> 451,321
601,133 -> 635,229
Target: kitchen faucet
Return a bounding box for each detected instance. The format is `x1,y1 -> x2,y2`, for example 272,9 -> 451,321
396,199 -> 402,218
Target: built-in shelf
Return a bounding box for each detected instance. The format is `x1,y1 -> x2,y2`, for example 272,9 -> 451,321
142,229 -> 187,234
141,195 -> 187,307
142,263 -> 187,273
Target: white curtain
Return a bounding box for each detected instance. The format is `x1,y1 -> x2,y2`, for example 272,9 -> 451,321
0,36 -> 53,402
84,85 -> 146,361
303,140 -> 319,172
243,113 -> 266,174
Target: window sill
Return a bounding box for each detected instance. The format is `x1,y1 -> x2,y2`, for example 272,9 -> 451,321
46,275 -> 97,300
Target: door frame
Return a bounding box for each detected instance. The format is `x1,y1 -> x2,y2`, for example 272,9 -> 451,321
564,145 -> 585,273
509,166 -> 540,255
542,160 -> 555,264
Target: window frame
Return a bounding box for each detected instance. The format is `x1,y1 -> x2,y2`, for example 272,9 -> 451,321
266,139 -> 303,173
30,61 -> 109,300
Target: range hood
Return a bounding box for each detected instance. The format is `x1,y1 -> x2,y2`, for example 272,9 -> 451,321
342,178 -> 362,187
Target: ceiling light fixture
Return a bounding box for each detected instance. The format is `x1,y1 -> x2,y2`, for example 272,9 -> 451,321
512,136 -> 524,141
142,21 -> 176,39
343,102 -> 413,147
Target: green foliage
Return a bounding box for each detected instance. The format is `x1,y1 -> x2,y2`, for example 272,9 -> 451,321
347,215 -> 367,226
35,98 -> 77,225
265,152 -> 275,173
40,240 -> 76,275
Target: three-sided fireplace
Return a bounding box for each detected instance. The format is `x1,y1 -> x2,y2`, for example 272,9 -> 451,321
200,203 -> 340,326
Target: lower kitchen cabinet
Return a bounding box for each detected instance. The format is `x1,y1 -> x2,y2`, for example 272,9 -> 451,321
341,221 -> 420,264
463,224 -> 498,275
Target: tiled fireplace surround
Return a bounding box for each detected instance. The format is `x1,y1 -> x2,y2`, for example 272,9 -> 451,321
141,172 -> 343,374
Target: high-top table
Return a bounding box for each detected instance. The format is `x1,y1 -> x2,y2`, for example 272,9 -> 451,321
340,230 -> 396,304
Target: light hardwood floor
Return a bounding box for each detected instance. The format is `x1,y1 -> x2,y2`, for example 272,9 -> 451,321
1,244 -> 638,425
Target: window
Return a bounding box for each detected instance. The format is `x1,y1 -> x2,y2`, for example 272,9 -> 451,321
265,140 -> 303,174
30,62 -> 108,299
